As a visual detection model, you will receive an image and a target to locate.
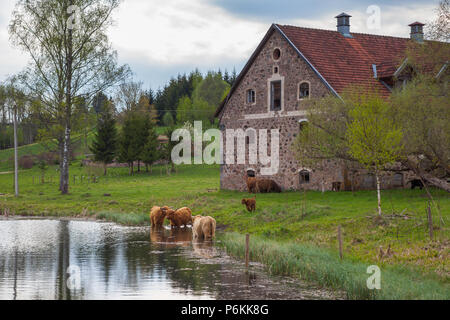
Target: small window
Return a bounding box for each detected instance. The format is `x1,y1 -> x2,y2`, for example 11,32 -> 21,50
299,82 -> 310,99
270,81 -> 282,111
273,66 -> 279,74
246,89 -> 256,104
273,48 -> 281,60
299,170 -> 310,184
247,169 -> 256,177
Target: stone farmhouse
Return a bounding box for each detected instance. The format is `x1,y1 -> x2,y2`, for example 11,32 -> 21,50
215,13 -> 448,192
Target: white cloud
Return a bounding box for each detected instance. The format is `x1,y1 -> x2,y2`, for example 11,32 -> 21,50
288,3 -> 436,37
0,1 -> 29,80
109,0 -> 267,66
0,0 -> 440,88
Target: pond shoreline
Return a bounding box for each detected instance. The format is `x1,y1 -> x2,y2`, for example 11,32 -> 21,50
0,216 -> 344,300
1,213 -> 448,300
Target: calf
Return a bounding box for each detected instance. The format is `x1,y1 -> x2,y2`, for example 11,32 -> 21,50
241,198 -> 256,212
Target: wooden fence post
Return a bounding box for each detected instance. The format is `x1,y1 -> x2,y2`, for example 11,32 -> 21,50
427,202 -> 434,241
338,225 -> 343,260
245,234 -> 250,269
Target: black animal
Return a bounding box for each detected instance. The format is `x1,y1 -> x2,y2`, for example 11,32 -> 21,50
410,179 -> 424,190
332,182 -> 342,192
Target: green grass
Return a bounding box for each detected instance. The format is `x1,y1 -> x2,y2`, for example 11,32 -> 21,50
219,233 -> 449,300
0,143 -> 449,299
0,133 -> 94,172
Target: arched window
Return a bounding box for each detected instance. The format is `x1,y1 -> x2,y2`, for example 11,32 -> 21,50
246,89 -> 256,104
299,170 -> 310,184
247,169 -> 256,177
299,82 -> 310,99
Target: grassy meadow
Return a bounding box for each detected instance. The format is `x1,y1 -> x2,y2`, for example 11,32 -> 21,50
0,148 -> 448,299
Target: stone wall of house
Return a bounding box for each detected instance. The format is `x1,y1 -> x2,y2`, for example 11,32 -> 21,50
218,29 -> 417,192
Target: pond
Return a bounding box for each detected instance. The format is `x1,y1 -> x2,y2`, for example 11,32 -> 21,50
0,219 -> 338,300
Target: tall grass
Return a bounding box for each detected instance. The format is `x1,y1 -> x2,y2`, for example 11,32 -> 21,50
219,232 -> 450,300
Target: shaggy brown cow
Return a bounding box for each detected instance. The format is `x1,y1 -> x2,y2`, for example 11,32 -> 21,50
255,179 -> 281,193
165,207 -> 193,228
150,206 -> 170,228
244,174 -> 281,193
192,215 -> 216,240
244,174 -> 258,193
241,198 -> 256,212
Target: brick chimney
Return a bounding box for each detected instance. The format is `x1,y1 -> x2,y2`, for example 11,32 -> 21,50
409,22 -> 425,43
335,13 -> 352,38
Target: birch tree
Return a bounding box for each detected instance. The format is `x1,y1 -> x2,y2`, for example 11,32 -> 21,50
9,0 -> 130,194
346,94 -> 403,216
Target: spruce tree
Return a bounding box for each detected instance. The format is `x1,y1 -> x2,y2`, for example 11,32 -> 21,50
90,102 -> 118,175
142,122 -> 159,173
118,113 -> 140,175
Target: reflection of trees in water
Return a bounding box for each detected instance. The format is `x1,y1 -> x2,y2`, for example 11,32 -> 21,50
56,220 -> 71,300
0,221 -> 270,300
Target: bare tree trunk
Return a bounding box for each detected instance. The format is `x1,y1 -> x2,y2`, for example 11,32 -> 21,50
60,1 -> 74,195
376,173 -> 382,216
60,126 -> 71,194
13,106 -> 18,197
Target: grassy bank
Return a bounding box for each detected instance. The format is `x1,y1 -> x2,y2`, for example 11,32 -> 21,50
0,153 -> 449,299
219,233 -> 449,300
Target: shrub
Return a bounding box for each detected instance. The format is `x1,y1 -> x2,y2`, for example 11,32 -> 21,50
37,152 -> 59,165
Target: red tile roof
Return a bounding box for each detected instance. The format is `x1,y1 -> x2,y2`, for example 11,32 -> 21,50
215,24 -> 418,118
277,25 -> 410,96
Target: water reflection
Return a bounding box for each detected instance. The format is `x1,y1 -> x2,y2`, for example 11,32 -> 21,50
0,219 -> 339,300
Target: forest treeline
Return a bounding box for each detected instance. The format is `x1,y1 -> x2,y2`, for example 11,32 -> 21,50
0,68 -> 236,151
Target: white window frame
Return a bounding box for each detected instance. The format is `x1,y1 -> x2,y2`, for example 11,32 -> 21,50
245,89 -> 256,105
298,81 -> 311,100
267,73 -> 285,113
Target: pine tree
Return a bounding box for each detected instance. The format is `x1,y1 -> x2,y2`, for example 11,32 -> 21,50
162,111 -> 174,127
90,102 -> 118,175
230,67 -> 238,86
142,122 -> 159,173
118,113 -> 141,175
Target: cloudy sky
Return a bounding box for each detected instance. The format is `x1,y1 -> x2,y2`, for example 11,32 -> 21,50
0,0 -> 440,90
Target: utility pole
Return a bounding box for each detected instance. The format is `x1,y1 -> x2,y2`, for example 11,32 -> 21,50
13,104 -> 19,197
